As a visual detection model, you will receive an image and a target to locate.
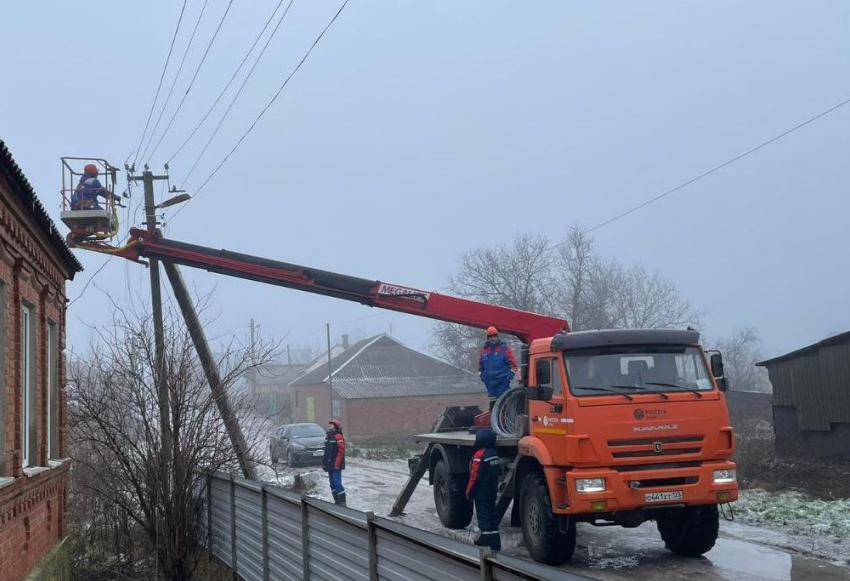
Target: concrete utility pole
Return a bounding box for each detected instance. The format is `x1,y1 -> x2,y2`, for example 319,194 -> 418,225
326,323 -> 334,420
131,166 -> 255,480
132,167 -> 172,482
164,262 -> 256,479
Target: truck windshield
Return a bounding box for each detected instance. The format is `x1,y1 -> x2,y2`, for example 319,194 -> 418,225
563,345 -> 714,397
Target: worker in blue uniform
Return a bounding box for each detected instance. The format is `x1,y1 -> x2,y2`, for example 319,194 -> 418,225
466,428 -> 502,551
71,163 -> 118,210
478,327 -> 518,410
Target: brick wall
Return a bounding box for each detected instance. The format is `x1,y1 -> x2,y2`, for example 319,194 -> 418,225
291,384 -> 343,428
290,384 -> 487,441
347,393 -> 487,440
0,160 -> 75,580
0,465 -> 68,581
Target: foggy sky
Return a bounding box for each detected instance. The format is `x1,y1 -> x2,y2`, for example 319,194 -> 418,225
1,1 -> 848,361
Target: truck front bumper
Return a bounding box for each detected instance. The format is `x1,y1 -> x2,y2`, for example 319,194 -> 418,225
550,460 -> 738,515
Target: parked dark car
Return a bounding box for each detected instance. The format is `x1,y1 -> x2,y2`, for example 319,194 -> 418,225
270,423 -> 326,466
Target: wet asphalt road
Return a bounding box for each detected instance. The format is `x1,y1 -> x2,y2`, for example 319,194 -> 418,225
551,522 -> 850,581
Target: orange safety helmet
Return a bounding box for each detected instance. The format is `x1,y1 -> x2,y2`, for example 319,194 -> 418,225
83,163 -> 99,176
486,326 -> 498,337
328,419 -> 341,429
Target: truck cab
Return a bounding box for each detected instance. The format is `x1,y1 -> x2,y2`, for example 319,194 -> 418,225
519,329 -> 737,564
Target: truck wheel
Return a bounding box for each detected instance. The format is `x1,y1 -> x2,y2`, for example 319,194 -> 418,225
656,504 -> 719,557
520,473 -> 576,565
432,459 -> 473,529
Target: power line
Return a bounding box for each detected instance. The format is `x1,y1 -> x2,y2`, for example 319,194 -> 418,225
68,255 -> 115,307
133,0 -> 189,168
585,95 -> 850,234
166,0 -> 290,165
146,0 -> 236,163
181,0 -> 350,207
179,0 -> 296,186
139,0 -> 212,163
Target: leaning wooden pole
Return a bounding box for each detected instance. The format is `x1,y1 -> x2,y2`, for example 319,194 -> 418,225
162,260 -> 256,480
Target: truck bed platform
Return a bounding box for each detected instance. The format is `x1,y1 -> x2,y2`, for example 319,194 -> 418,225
414,430 -> 519,447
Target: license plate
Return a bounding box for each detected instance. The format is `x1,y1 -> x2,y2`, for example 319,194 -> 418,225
313,451 -> 323,457
645,491 -> 683,503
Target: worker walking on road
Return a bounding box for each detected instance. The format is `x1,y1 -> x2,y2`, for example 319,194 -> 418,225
478,327 -> 518,410
322,419 -> 347,506
466,428 -> 502,551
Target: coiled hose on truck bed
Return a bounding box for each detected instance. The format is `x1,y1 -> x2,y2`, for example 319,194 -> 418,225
490,388 -> 527,438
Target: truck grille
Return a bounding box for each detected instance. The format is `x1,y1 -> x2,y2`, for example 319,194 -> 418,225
628,476 -> 698,489
607,435 -> 704,459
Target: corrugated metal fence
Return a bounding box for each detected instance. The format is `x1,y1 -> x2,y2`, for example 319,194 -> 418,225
205,471 -> 591,581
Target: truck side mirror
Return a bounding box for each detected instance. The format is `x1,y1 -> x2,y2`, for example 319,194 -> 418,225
534,360 -> 551,385
527,384 -> 554,401
710,353 -> 729,392
710,353 -> 724,378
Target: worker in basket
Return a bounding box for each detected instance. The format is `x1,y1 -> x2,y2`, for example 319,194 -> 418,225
466,428 -> 502,551
322,419 -> 346,506
478,327 -> 517,411
71,163 -> 119,210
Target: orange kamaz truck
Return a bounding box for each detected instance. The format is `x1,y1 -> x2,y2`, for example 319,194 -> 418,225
396,328 -> 737,565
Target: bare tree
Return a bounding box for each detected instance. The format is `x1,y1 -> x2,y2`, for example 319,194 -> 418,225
68,301 -> 277,580
714,327 -> 771,392
610,265 -> 702,329
432,233 -> 555,369
433,228 -> 702,370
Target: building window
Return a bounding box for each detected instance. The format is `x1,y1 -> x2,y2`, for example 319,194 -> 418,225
22,304 -> 36,468
332,398 -> 340,418
47,321 -> 58,460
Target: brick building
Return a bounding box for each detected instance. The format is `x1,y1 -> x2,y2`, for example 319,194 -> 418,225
0,137 -> 82,580
289,334 -> 486,440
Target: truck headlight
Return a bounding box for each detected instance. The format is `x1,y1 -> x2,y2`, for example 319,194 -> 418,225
575,478 -> 606,493
713,469 -> 736,484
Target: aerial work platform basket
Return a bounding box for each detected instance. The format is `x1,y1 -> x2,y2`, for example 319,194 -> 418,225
60,157 -> 121,247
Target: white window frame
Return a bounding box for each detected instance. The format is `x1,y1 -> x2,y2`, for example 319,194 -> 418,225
22,305 -> 34,468
47,321 -> 58,460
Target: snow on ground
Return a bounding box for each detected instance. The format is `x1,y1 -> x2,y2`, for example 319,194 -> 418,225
735,490 -> 850,541
256,458 -> 850,580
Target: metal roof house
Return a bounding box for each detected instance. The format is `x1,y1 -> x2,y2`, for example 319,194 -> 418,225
289,334 -> 484,440
758,330 -> 850,461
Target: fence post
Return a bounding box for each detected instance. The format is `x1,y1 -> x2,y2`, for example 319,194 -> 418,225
230,472 -> 237,579
206,473 -> 213,560
479,547 -> 493,581
366,512 -> 378,581
300,492 -> 310,581
261,483 -> 269,581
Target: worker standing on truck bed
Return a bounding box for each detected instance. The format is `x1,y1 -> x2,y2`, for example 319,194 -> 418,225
478,327 -> 518,410
322,419 -> 346,506
466,428 -> 502,551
